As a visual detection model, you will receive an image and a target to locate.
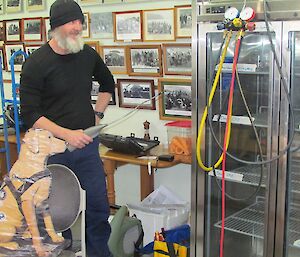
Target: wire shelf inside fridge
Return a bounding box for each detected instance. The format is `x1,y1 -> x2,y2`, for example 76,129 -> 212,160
214,199 -> 300,246
213,164 -> 300,194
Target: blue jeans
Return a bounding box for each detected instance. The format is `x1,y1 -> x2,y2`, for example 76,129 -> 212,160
48,138 -> 111,257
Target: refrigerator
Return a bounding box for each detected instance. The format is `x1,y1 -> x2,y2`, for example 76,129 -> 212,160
191,1 -> 300,257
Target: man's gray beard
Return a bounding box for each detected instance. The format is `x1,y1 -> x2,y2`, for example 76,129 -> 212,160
51,29 -> 84,54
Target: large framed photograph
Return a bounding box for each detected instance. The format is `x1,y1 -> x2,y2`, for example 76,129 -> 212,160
26,0 -> 46,12
0,21 -> 5,41
4,43 -> 25,72
128,45 -> 162,77
117,79 -> 155,110
43,17 -> 51,41
143,8 -> 175,42
5,20 -> 21,42
0,47 -> 6,70
82,13 -> 90,38
84,41 -> 99,52
22,18 -> 43,42
158,78 -> 192,121
162,43 -> 192,76
175,5 -> 192,38
0,0 -> 4,14
99,45 -> 128,74
114,11 -> 142,42
6,0 -> 22,13
91,80 -> 116,105
24,44 -> 41,56
90,12 -> 113,39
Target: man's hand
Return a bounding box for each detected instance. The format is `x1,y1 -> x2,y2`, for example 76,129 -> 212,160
64,129 -> 93,149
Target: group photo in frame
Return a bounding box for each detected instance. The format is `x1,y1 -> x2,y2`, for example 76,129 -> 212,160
114,11 -> 142,42
24,44 -> 41,56
91,80 -> 116,105
84,41 -> 99,52
0,0 -> 4,14
162,43 -> 192,76
143,8 -> 175,41
0,47 -> 6,70
158,78 -> 192,121
117,78 -> 155,110
22,18 -> 43,42
90,12 -> 113,39
99,45 -> 128,74
5,19 -> 21,42
175,5 -> 192,38
43,17 -> 51,41
128,45 -> 162,76
4,43 -> 25,72
26,0 -> 46,12
82,13 -> 90,38
6,0 -> 22,13
0,21 -> 5,41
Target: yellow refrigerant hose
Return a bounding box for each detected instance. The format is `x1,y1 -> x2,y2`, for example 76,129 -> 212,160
196,31 -> 233,172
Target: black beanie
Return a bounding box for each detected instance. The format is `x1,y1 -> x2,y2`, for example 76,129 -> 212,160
50,0 -> 84,30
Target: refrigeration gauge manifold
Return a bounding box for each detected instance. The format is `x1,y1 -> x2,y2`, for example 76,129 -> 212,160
217,6 -> 256,31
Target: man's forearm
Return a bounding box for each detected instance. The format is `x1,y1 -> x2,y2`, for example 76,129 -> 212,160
33,116 -> 69,141
94,92 -> 112,112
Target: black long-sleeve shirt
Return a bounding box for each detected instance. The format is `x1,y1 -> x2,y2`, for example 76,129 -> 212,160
20,43 -> 115,130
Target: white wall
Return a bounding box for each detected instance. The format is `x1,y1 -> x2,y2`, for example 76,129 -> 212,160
0,0 -> 192,206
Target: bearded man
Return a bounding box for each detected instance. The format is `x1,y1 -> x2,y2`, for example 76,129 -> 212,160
20,1 -> 115,256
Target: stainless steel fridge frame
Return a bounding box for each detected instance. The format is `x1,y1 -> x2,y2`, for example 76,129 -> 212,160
192,1 -> 300,257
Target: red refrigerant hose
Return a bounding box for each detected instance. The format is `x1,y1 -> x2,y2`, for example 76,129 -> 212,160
219,30 -> 244,257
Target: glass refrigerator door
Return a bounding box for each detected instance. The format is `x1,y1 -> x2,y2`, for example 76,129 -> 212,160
279,22 -> 300,257
196,22 -> 282,257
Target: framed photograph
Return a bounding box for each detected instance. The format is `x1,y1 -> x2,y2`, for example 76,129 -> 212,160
0,47 -> 6,70
158,78 -> 192,121
24,44 -> 41,56
91,80 -> 116,105
82,13 -> 90,38
117,79 -> 155,110
6,0 -> 22,13
90,12 -> 113,39
43,17 -> 51,41
84,41 -> 99,52
5,20 -> 21,42
4,43 -> 25,72
0,0 -> 4,14
128,45 -> 162,77
175,5 -> 192,38
143,8 -> 175,42
162,43 -> 192,76
0,21 -> 5,42
114,11 -> 142,42
22,18 -> 43,42
99,45 -> 128,74
26,0 -> 46,11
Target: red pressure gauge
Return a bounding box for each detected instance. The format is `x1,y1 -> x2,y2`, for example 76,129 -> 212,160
240,7 -> 255,21
224,7 -> 239,20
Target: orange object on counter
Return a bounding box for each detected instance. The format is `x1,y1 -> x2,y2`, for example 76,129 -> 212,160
165,121 -> 192,156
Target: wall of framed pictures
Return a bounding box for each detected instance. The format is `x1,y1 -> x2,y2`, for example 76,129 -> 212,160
0,0 -> 192,205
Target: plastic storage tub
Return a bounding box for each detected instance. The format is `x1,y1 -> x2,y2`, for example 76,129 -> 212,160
165,120 -> 192,156
127,204 -> 189,245
127,186 -> 190,245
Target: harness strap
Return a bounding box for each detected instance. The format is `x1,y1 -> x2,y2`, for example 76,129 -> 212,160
3,169 -> 52,216
19,169 -> 51,194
